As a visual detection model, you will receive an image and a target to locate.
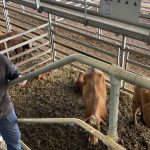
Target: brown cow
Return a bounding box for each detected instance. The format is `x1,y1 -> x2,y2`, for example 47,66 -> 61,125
132,86 -> 150,128
82,68 -> 107,145
0,31 -> 31,60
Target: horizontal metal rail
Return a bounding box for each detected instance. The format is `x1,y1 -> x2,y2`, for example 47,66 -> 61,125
6,3 -> 47,20
56,33 -> 117,57
126,48 -> 150,60
8,0 -> 150,43
18,118 -> 126,150
1,4 -> 122,45
21,58 -> 51,74
9,13 -> 37,27
127,59 -> 150,70
10,41 -> 49,61
0,33 -> 49,54
54,23 -> 119,47
55,55 -> 87,72
16,49 -> 51,67
55,41 -> 113,64
9,54 -> 150,89
0,23 -> 48,44
127,43 -> 150,52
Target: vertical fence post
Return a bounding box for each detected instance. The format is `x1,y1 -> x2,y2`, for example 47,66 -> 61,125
20,5 -> 25,13
36,0 -> 40,10
120,35 -> 127,68
120,35 -> 127,89
4,41 -> 10,58
107,75 -> 121,150
122,48 -> 130,90
48,14 -> 56,62
117,44 -> 121,66
2,0 -> 11,32
84,0 -> 87,25
97,2 -> 102,39
124,49 -> 129,71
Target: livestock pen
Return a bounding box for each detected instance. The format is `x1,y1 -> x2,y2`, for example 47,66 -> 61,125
0,0 -> 150,150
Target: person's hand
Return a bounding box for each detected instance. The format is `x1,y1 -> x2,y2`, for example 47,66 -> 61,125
18,75 -> 27,87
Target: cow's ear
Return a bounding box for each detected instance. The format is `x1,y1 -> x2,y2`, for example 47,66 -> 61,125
100,75 -> 105,85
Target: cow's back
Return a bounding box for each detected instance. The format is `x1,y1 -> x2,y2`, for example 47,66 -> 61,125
82,68 -> 107,119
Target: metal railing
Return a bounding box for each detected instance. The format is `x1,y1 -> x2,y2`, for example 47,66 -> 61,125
7,0 -> 150,43
0,1 -> 150,149
0,2 -> 149,91
9,54 -> 150,150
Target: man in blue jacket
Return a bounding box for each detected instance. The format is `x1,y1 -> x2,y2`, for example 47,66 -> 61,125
0,54 -> 26,150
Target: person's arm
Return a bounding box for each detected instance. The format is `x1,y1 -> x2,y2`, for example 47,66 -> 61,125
3,55 -> 20,81
3,55 -> 27,86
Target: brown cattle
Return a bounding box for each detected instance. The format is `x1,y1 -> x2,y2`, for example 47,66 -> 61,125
0,31 -> 31,60
82,68 -> 107,145
36,63 -> 52,80
132,86 -> 150,128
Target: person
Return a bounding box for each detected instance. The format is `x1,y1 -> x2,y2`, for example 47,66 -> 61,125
0,54 -> 27,150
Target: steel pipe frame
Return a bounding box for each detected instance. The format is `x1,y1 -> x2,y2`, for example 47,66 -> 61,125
56,33 -> 117,58
1,4 -> 48,22
2,3 -> 149,52
126,47 -> 150,60
9,13 -> 37,27
55,18 -> 149,52
8,0 -> 150,44
53,23 -> 119,47
21,58 -> 51,74
16,49 -> 51,67
107,75 -> 121,150
127,59 -> 150,71
18,118 -> 126,150
0,8 -> 149,77
55,41 -> 113,64
0,0 -> 148,98
9,54 -> 149,149
9,54 -> 150,89
2,6 -> 149,59
10,41 -> 49,61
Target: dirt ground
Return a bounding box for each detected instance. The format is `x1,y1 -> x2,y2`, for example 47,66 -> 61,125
9,65 -> 150,150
